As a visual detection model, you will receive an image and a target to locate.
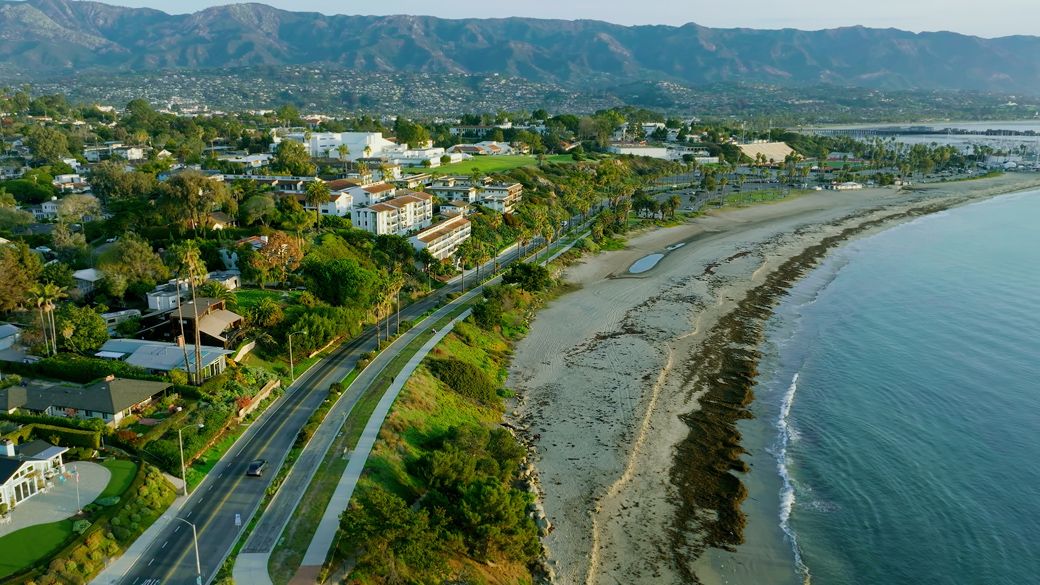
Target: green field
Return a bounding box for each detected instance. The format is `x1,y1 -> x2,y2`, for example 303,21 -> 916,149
99,459 -> 138,499
431,154 -> 574,175
233,288 -> 294,311
0,520 -> 74,578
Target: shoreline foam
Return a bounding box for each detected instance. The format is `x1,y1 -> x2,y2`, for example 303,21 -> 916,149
506,173 -> 1040,584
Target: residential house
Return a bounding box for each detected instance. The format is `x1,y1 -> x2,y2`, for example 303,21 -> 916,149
169,298 -> 244,349
0,324 -> 21,350
97,339 -> 232,382
207,211 -> 237,230
480,182 -> 524,214
0,440 -> 67,510
206,270 -> 241,290
100,309 -> 141,334
301,190 -> 353,218
410,215 -> 472,261
30,198 -> 60,221
146,279 -> 189,312
217,153 -> 272,168
72,268 -> 105,295
351,192 -> 434,236
0,376 -> 172,426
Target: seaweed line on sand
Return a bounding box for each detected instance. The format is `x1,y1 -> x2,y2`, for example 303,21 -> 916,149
667,198 -> 969,584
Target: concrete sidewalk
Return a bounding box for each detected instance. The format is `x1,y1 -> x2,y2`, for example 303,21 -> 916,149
299,309 -> 473,569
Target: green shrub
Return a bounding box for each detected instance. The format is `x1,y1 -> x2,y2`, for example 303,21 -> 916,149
0,354 -> 157,384
426,359 -> 498,405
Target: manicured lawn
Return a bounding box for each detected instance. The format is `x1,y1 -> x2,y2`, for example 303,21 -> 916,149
431,154 -> 574,175
234,288 -> 294,311
99,459 -> 138,499
0,520 -> 74,579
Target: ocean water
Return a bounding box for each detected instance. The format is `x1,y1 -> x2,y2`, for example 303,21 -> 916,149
749,190 -> 1040,585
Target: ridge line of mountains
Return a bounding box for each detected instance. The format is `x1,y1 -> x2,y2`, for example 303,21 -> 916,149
2,0 -> 1040,94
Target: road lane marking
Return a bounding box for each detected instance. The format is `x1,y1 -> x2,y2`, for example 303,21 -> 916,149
148,559 -> 154,566
161,540 -> 168,549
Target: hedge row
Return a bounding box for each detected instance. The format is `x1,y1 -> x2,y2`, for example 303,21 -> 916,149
1,423 -> 103,450
0,354 -> 161,384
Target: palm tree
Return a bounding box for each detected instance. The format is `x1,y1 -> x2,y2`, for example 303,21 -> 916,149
336,144 -> 350,173
26,285 -> 51,355
305,180 -> 332,226
172,242 -> 207,383
30,283 -> 67,356
668,194 -> 682,218
197,281 -> 238,310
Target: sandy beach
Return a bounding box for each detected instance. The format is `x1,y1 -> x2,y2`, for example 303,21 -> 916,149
505,173 -> 1040,584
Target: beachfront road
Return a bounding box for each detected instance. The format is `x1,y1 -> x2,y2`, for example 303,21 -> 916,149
112,238 -> 544,585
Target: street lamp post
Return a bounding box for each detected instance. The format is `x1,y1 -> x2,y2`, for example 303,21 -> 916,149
168,516 -> 202,585
288,330 -> 305,383
177,423 -> 205,496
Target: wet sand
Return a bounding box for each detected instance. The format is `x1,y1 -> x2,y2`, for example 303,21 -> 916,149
506,174 -> 1040,584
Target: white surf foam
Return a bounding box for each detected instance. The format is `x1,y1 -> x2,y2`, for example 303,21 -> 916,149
777,372 -> 813,585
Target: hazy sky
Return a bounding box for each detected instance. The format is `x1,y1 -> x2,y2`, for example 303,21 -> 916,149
102,0 -> 1036,38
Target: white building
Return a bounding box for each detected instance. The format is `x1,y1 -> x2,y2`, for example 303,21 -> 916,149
348,182 -> 398,208
270,131 -> 398,161
146,279 -> 189,312
410,215 -> 472,260
302,190 -> 353,217
0,440 -> 67,511
30,198 -> 60,220
352,192 -> 434,236
481,182 -> 524,214
386,146 -> 461,168
218,153 -> 273,168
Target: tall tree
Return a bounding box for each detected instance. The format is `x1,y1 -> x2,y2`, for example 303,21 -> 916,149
272,140 -> 315,176
0,242 -> 41,313
304,180 -> 332,226
159,171 -> 231,235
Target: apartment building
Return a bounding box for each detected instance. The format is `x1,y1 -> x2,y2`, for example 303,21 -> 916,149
351,191 -> 434,236
410,215 -> 472,260
481,182 -> 524,214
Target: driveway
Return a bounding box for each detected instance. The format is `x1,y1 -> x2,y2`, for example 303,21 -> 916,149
0,461 -> 110,537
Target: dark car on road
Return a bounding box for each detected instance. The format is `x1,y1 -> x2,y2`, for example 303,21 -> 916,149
246,459 -> 267,477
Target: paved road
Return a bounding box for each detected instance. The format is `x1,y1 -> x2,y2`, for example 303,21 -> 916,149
107,238 -> 541,585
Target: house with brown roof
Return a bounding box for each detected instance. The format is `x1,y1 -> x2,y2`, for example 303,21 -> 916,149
168,298 -> 244,349
481,182 -> 524,214
409,215 -> 472,260
351,191 -> 434,236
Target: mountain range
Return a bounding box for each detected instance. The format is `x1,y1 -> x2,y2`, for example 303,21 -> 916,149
2,0 -> 1040,94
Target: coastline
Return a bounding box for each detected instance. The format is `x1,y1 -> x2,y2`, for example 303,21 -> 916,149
505,173 -> 1040,584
